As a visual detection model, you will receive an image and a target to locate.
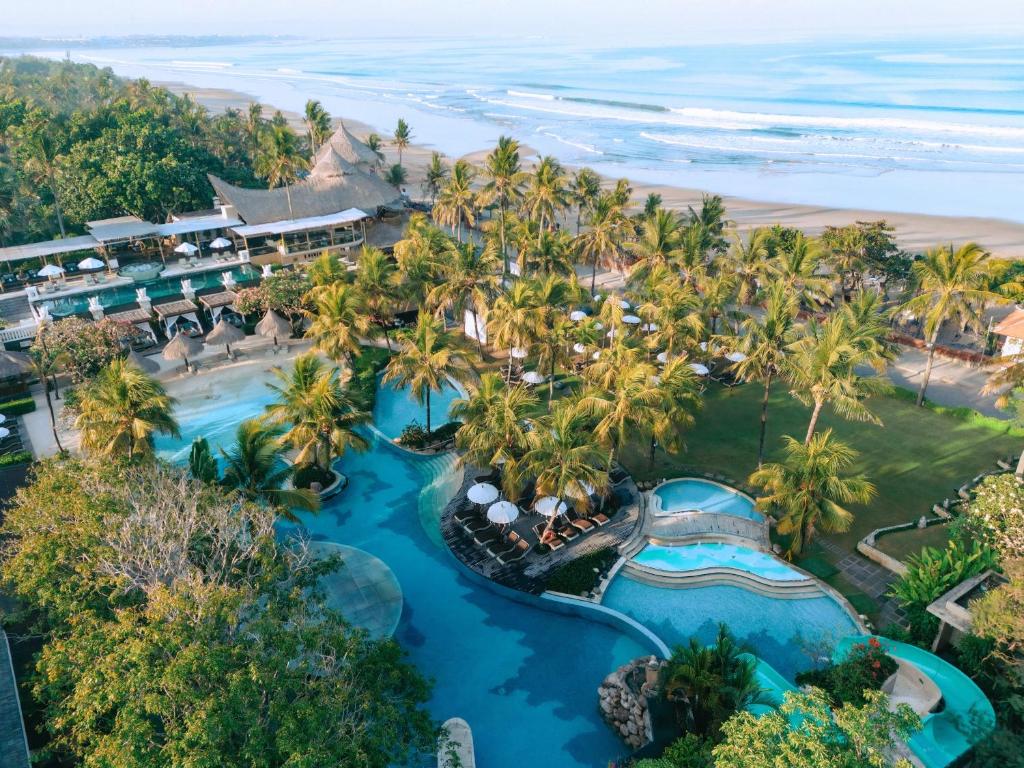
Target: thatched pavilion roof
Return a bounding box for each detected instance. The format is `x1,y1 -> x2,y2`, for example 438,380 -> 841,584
125,350 -> 160,375
255,309 -> 291,340
313,124 -> 380,167
205,318 -> 245,347
162,332 -> 201,361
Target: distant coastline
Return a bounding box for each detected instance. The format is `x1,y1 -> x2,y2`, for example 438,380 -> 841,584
158,79 -> 1024,258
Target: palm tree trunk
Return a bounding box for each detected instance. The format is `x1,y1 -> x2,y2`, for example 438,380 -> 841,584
757,373 -> 773,468
48,168 -> 66,238
471,308 -> 484,356
804,398 -> 824,445
590,257 -> 598,297
499,201 -> 509,275
548,356 -> 556,411
917,333 -> 938,406
285,185 -> 295,221
425,389 -> 432,434
506,346 -> 514,384
380,321 -> 392,352
43,387 -> 63,453
1015,446 -> 1024,479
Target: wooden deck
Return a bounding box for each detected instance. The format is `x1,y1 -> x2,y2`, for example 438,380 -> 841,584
440,465 -> 642,595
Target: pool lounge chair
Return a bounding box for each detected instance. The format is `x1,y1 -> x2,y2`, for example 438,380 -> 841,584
453,507 -> 476,525
555,524 -> 579,542
497,538 -> 531,564
569,517 -> 596,534
462,517 -> 491,534
588,512 -> 611,527
473,526 -> 501,546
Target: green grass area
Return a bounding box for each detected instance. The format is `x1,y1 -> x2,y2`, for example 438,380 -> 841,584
620,382 -> 1020,552
874,523 -> 951,562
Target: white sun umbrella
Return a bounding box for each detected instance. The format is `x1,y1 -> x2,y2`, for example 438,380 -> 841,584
573,342 -> 587,355
38,264 -> 64,278
535,496 -> 568,518
174,242 -> 199,256
467,482 -> 499,505
689,362 -> 711,376
656,351 -> 670,364
0,427 -> 9,439
521,370 -> 546,385
592,293 -> 602,301
77,256 -> 105,270
622,314 -> 641,325
0,414 -> 6,425
209,237 -> 233,250
487,500 -> 520,525
641,322 -> 658,332
699,341 -> 708,351
569,310 -> 588,322
593,321 -> 604,330
591,351 -> 601,360
618,299 -> 631,309
510,346 -> 529,359
726,351 -> 747,363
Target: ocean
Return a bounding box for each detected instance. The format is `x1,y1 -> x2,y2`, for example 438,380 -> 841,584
12,36 -> 1024,221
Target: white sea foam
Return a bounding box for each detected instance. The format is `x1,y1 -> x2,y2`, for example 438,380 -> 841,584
507,89 -> 557,100
168,61 -> 234,69
538,130 -> 602,154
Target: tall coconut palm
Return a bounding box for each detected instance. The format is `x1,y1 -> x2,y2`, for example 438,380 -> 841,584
522,155 -> 568,245
245,102 -> 264,167
394,213 -> 449,307
256,122 -> 309,220
383,312 -> 473,434
521,229 -> 575,277
576,193 -> 626,296
785,315 -> 889,444
749,430 -> 875,557
482,136 -> 529,274
365,133 -> 386,170
303,99 -> 331,157
488,280 -> 540,382
534,314 -> 575,409
900,242 -> 999,406
839,289 -> 900,368
725,228 -> 770,306
427,239 -> 501,354
627,208 -> 682,287
75,358 -> 179,461
422,151 -> 448,206
699,271 -> 736,336
20,114 -> 67,237
393,118 -> 412,165
677,221 -> 711,286
220,419 -> 320,522
434,160 -> 477,242
264,353 -> 369,474
687,193 -> 730,255
579,360 -> 665,468
730,280 -> 799,467
307,251 -> 347,287
305,282 -> 368,363
766,232 -> 832,308
354,246 -> 398,350
569,167 -> 602,235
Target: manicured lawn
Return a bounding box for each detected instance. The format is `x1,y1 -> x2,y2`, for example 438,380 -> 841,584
875,523 -> 951,562
620,382 -> 1021,553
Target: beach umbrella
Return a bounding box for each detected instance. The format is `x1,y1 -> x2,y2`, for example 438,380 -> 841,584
163,332 -> 201,371
521,370 -> 545,385
573,342 -> 587,355
467,482 -> 499,505
209,237 -> 233,251
256,309 -> 292,346
689,362 -> 710,376
174,242 -> 199,256
125,349 -> 160,375
618,299 -> 631,310
535,496 -> 568,518
650,375 -> 661,385
38,264 -> 64,278
725,351 -> 747,363
592,293 -> 602,301
622,314 -> 641,325
591,351 -> 601,360
656,351 -> 670,364
77,257 -> 105,270
0,415 -> 6,425
569,310 -> 588,322
510,346 -> 529,359
486,500 -> 520,525
0,350 -> 31,379
699,341 -> 708,351
593,322 -> 604,330
641,323 -> 658,332
0,427 -> 9,440
205,318 -> 245,357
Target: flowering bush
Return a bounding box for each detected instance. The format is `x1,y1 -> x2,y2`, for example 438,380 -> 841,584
36,317 -> 147,383
233,286 -> 266,316
795,637 -> 897,706
951,473 -> 1024,562
230,271 -> 311,321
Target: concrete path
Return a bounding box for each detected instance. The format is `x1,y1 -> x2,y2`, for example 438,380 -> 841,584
888,347 -> 1005,418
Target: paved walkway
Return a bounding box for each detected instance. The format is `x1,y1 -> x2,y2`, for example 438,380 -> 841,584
887,346 -> 1005,418
816,537 -> 907,629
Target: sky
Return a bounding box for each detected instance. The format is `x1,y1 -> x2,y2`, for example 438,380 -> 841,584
4,0 -> 1024,44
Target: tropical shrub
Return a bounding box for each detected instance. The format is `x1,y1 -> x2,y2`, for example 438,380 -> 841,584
795,636 -> 898,706
889,540 -> 999,643
0,395 -> 36,415
231,270 -> 311,322
0,450 -> 32,466
635,733 -> 712,768
950,473 -> 1024,562
544,547 -> 617,595
36,316 -> 146,383
398,421 -> 429,448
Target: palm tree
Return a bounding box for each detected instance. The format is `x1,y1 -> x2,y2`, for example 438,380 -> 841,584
394,213 -> 449,307
75,359 -> 179,461
482,136 -> 528,274
643,193 -> 663,218
303,99 -> 331,157
627,207 -> 682,287
766,232 -> 832,308
245,102 -> 264,167
383,311 -> 473,434
688,193 -> 730,255
427,239 -> 501,355
578,361 -> 664,468
677,221 -> 710,286
749,430 -> 875,557
365,133 -> 386,170
434,159 -> 477,242
188,437 -> 218,484
306,282 -> 368,363
256,122 -> 309,220
576,193 -> 626,296
385,164 -> 407,188
488,281 -> 540,383
568,167 -> 601,235
731,280 -> 799,467
264,353 -> 369,475
651,357 -> 704,465
393,118 -> 412,165
20,114 -> 67,237
699,271 -> 736,336
725,229 -> 769,306
422,151 -> 448,206
521,229 -> 574,277
900,243 -> 999,406
522,155 -> 568,245
27,346 -> 64,453
533,306 -> 576,408
307,251 -> 347,287
354,246 -> 398,350
220,419 -> 320,522
839,289 -> 900,368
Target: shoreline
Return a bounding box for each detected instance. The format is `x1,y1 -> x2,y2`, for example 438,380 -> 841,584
161,80 -> 1024,258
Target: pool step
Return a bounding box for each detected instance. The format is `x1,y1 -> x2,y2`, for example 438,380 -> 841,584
621,561 -> 825,599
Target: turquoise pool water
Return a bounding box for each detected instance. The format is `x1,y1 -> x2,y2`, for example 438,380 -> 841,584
601,575 -> 860,679
373,374 -> 464,440
653,478 -> 762,521
633,543 -> 809,582
159,373 -> 649,768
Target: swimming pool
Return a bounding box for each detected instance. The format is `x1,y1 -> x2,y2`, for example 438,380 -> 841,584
652,478 -> 762,521
158,367 -> 649,768
601,574 -> 860,679
372,374 -> 464,440
633,542 -> 809,582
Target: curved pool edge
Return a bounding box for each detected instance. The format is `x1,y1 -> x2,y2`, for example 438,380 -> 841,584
649,476 -> 762,518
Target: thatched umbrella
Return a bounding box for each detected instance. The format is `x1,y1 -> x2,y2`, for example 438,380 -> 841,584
125,349 -> 160,375
163,332 -> 202,372
205,318 -> 245,358
0,350 -> 32,380
255,309 -> 291,347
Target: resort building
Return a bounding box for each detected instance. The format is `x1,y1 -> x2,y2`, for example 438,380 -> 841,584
0,125 -> 402,347
992,306 -> 1024,356
927,569 -> 1008,652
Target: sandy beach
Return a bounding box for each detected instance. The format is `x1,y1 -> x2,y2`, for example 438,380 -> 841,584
162,81 -> 1024,258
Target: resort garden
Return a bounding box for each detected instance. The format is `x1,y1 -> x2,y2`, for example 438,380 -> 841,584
1,87 -> 1023,768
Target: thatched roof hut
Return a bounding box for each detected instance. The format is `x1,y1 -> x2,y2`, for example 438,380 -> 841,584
205,319 -> 245,356
0,351 -> 31,380
162,333 -> 201,370
255,310 -> 291,345
313,124 -> 381,167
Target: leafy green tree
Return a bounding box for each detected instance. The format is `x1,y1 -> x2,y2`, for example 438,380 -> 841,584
385,163 -> 407,187
712,688 -> 921,768
750,430 -> 875,557
19,110 -> 68,236
27,343 -> 65,453
488,280 -> 541,382
36,316 -> 145,383
634,733 -> 712,768
393,212 -> 449,307
973,558 -> 1024,682
393,117 -> 412,165
245,102 -> 264,166
950,473 -> 1024,561
628,207 -> 682,287
724,228 -> 769,307
522,155 -> 568,245
766,232 -> 833,308
576,193 -> 627,295
307,250 -> 348,287
427,239 -> 501,355
355,245 -> 399,350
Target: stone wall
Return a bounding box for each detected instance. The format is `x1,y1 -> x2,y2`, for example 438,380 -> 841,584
598,656 -> 662,750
